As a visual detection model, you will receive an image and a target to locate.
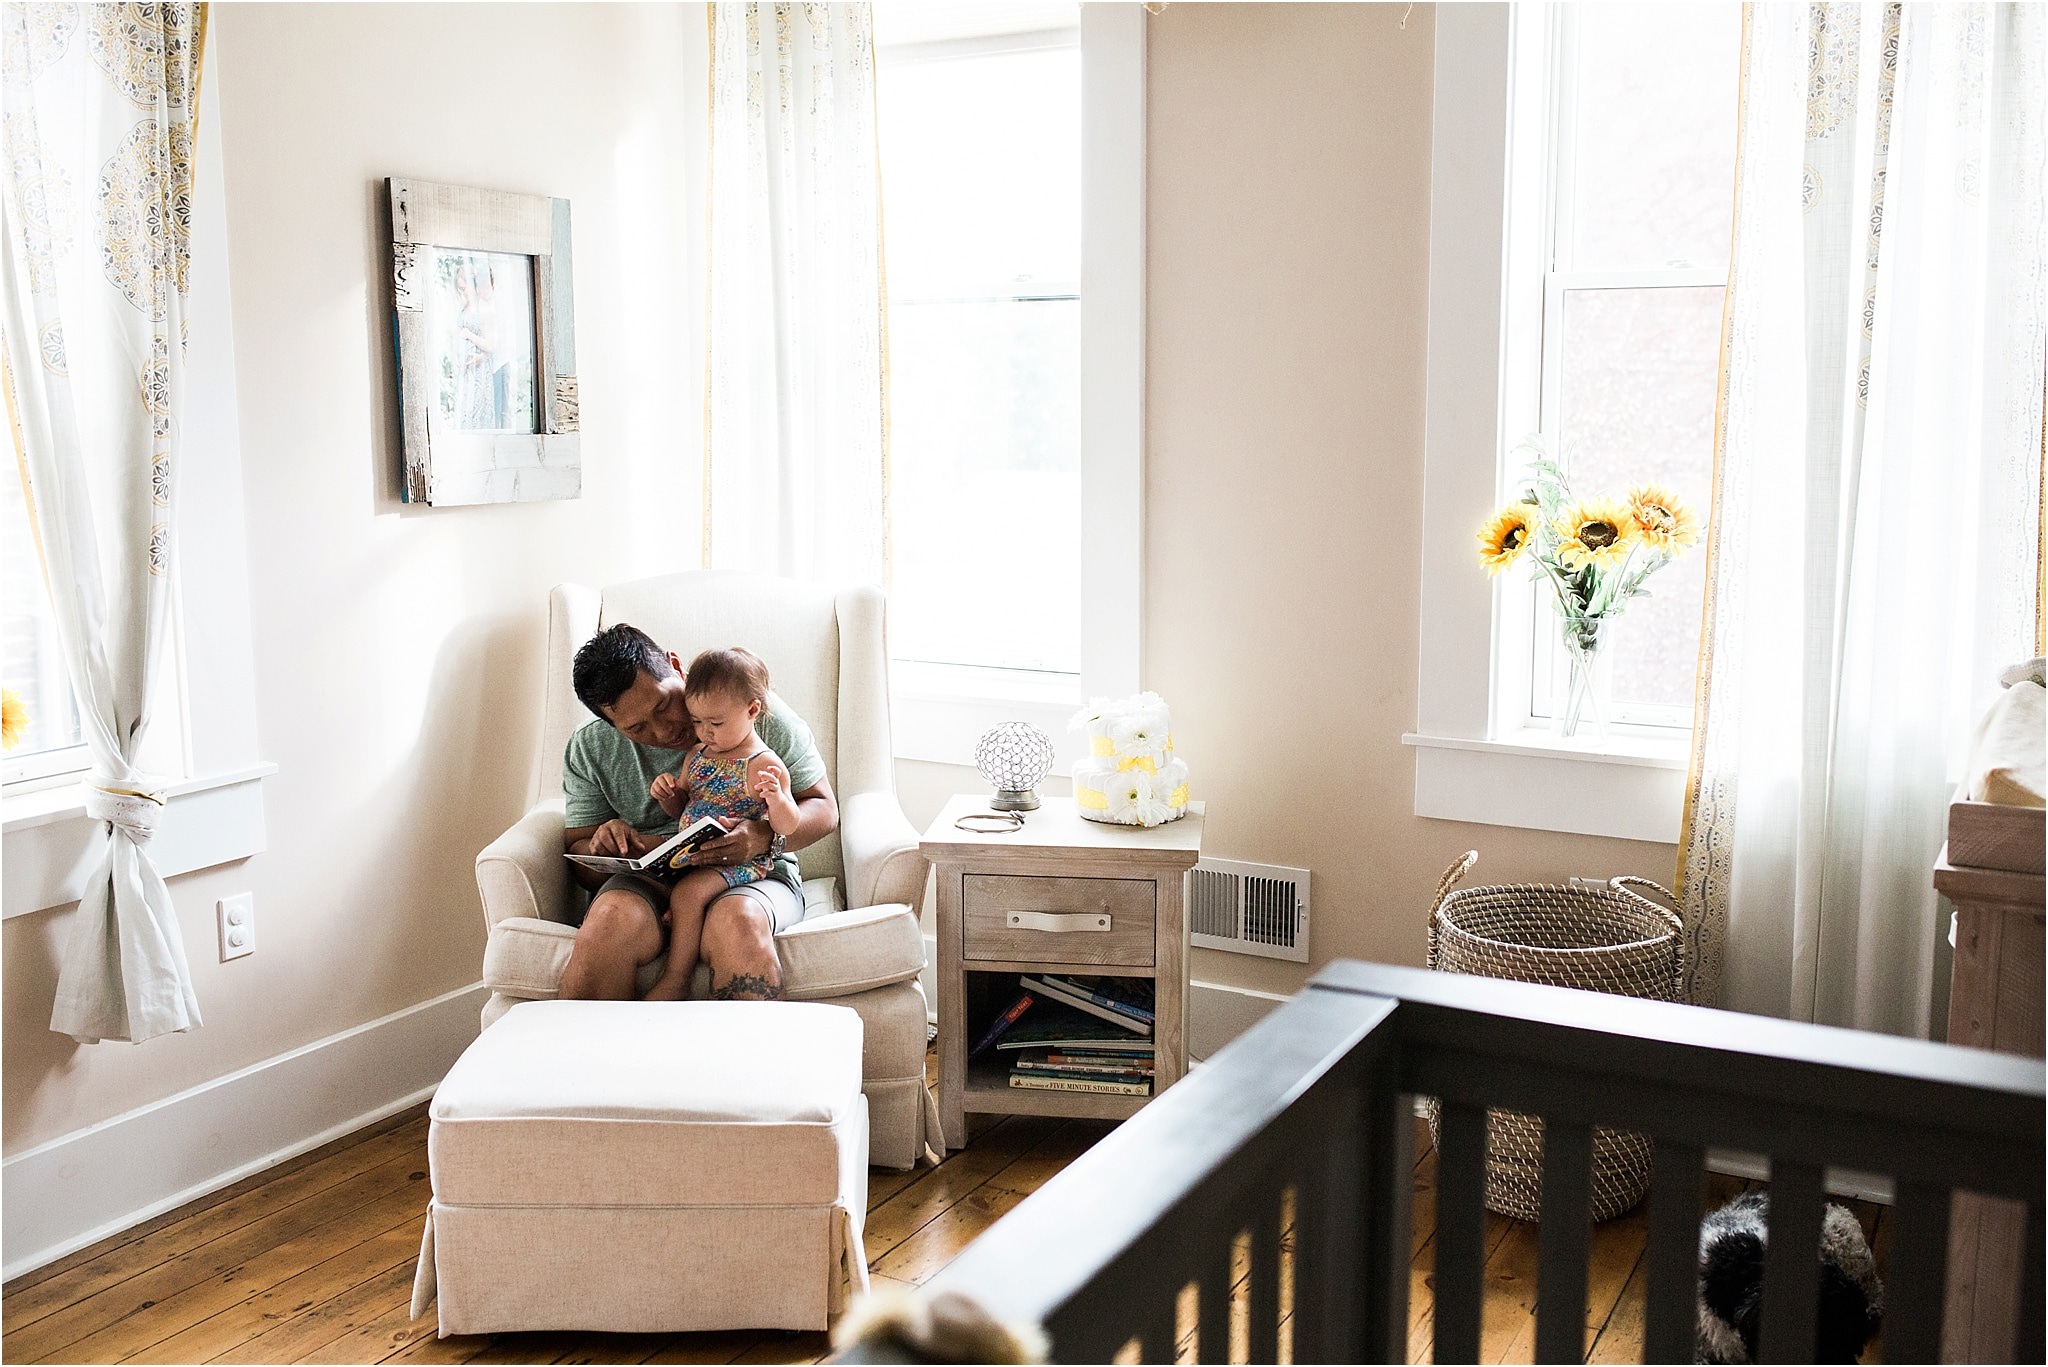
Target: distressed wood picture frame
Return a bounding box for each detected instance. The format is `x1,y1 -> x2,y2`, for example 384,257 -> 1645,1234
388,178 -> 579,505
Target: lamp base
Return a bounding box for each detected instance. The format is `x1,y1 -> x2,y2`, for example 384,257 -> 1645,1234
989,788 -> 1041,812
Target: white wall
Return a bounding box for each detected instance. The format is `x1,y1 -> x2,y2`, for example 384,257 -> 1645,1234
3,2 -> 709,1156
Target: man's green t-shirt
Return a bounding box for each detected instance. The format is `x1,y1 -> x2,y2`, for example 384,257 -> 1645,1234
562,692 -> 825,890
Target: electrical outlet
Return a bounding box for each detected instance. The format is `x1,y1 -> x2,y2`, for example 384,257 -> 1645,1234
217,893 -> 254,961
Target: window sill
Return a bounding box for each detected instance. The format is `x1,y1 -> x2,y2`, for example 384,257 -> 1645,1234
2,763 -> 277,918
1403,731 -> 1687,844
892,661 -> 1085,772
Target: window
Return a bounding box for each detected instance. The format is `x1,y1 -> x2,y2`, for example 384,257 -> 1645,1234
4,44 -> 270,917
1504,2 -> 1740,735
1408,2 -> 1740,842
2,461 -> 87,783
878,27 -> 1082,678
874,4 -> 1143,767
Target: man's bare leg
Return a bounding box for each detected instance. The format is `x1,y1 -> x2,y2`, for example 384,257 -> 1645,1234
560,890 -> 666,999
701,889 -> 783,1000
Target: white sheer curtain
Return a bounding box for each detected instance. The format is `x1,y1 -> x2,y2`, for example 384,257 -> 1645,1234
1,2 -> 206,1043
704,2 -> 887,585
1678,3 -> 2045,1036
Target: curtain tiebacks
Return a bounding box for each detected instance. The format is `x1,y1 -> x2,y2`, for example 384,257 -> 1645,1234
86,784 -> 168,845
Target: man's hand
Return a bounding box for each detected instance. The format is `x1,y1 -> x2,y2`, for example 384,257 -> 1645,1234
583,820 -> 651,858
689,819 -> 770,868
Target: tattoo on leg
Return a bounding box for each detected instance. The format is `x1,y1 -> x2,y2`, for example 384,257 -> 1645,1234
712,973 -> 783,1002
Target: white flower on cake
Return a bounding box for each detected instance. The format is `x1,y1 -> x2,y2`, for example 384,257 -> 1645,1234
1108,711 -> 1168,763
1105,770 -> 1172,826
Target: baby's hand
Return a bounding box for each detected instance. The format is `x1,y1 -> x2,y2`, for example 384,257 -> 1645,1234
650,772 -> 681,804
751,765 -> 787,807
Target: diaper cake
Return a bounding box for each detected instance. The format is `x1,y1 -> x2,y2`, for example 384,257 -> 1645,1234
1069,692 -> 1191,827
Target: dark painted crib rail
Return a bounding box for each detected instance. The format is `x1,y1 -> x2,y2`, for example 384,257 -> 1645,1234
853,960 -> 2045,1365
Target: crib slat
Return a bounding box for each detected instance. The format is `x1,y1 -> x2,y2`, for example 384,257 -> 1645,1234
1296,1087 -> 1364,1363
1758,1159 -> 1824,1362
1534,1120 -> 1593,1364
1643,1140 -> 1705,1365
1248,1192 -> 1281,1365
1140,1279 -> 1179,1364
1358,1069 -> 1414,1364
2019,1198 -> 2045,1363
1432,1101 -> 1488,1366
1885,1179 -> 1951,1364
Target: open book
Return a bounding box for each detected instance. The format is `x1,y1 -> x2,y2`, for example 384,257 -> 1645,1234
565,815 -> 728,876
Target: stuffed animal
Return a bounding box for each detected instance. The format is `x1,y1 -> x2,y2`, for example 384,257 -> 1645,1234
1695,1188 -> 1884,1363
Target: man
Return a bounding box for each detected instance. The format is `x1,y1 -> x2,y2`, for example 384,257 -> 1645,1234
560,623 -> 838,1001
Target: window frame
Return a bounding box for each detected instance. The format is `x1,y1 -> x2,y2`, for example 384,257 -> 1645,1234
1407,1 -> 1695,844
881,5 -> 1143,770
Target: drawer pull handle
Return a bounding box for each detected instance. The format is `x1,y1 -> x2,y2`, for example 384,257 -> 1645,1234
1008,911 -> 1112,933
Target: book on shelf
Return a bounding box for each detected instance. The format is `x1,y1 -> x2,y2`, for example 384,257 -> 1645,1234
1011,1061 -> 1154,1084
1042,1051 -> 1155,1073
1019,975 -> 1153,1037
968,990 -> 1036,1060
1009,1073 -> 1151,1096
1070,975 -> 1157,1017
992,1001 -> 1156,1052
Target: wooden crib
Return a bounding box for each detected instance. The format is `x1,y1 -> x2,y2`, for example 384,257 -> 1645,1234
847,961 -> 2044,1364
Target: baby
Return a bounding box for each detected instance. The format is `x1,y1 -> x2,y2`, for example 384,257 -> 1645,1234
642,646 -> 801,1001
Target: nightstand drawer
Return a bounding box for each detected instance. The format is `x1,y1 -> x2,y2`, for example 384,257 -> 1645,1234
962,874 -> 1156,966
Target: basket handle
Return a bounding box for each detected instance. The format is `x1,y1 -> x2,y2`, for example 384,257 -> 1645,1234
1608,874 -> 1689,1002
1428,852 -> 1479,972
1431,851 -> 1479,918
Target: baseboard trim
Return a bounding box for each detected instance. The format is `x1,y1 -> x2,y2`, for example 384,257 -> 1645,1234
2,981 -> 487,1281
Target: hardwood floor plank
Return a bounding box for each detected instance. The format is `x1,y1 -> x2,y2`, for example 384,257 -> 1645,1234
870,1187 -> 1028,1285
860,1116 -> 1054,1260
1477,1217 -> 1542,1364
34,1175 -> 430,1364
377,1329 -> 498,1364
290,1280 -> 439,1364
982,1119 -> 1116,1198
207,1258 -> 418,1365
127,1218 -> 423,1363
8,1150 -> 430,1364
2,1116 -> 430,1340
1497,1203 -> 1647,1364
1584,1244 -> 1650,1365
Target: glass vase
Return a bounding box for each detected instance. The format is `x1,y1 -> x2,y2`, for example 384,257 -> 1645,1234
1556,615 -> 1611,739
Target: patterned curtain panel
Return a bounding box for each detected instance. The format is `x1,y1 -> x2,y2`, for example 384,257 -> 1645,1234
705,2 -> 887,585
1678,4 -> 2046,1035
1,2 -> 206,1043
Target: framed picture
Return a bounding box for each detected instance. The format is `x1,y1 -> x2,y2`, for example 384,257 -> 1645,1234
388,178 -> 579,505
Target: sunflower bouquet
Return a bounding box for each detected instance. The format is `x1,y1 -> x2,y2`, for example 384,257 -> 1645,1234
1477,437 -> 1701,733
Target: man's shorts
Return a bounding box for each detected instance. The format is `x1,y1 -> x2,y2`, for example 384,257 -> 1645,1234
594,871 -> 803,935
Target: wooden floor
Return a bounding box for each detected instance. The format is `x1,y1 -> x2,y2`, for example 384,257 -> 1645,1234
3,1098 -> 1892,1366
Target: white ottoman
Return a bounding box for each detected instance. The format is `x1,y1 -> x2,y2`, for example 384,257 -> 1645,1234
409,1000 -> 871,1336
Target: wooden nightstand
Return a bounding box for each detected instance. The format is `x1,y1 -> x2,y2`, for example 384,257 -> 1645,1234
920,794 -> 1204,1148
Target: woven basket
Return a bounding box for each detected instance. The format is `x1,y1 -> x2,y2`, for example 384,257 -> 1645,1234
1424,851 -> 1685,1224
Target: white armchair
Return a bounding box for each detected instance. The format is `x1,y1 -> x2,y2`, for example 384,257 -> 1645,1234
473,571 -> 940,1169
